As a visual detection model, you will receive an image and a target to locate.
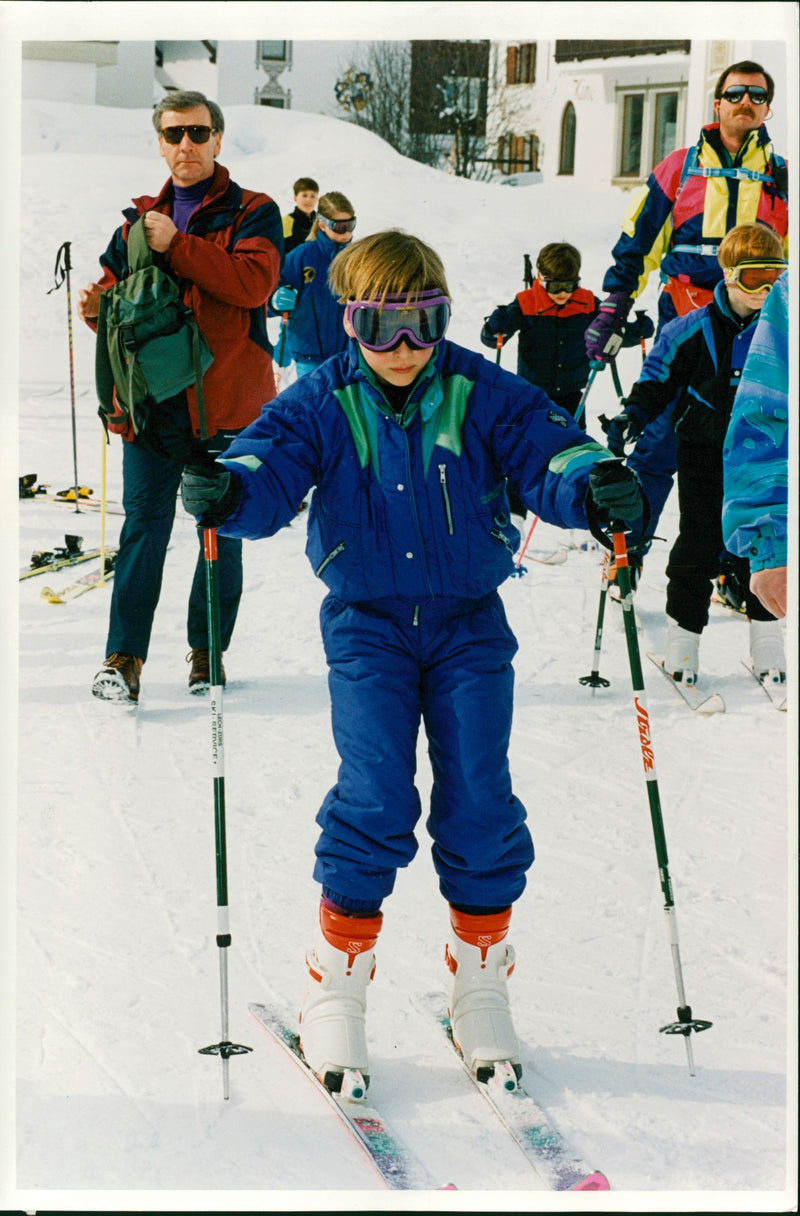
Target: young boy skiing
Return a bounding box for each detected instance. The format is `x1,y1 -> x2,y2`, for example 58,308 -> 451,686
480,242 -> 653,425
181,229 -> 644,1094
603,222 -> 787,685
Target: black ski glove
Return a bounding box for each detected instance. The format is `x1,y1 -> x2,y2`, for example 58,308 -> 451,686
181,460 -> 242,528
600,402 -> 649,456
586,458 -> 646,530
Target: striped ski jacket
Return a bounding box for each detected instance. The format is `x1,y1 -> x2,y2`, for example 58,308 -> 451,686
603,122 -> 788,300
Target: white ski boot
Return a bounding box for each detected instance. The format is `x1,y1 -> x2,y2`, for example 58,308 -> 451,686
663,617 -> 700,685
299,903 -> 382,1095
445,907 -> 521,1084
749,619 -> 786,684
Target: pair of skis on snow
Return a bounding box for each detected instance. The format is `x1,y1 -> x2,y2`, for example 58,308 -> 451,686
648,653 -> 787,714
248,996 -> 609,1192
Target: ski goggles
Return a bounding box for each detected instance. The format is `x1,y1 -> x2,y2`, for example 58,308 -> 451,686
320,216 -> 357,234
723,259 -> 787,293
543,278 -> 579,294
345,291 -> 452,352
719,85 -> 769,105
160,125 -> 218,145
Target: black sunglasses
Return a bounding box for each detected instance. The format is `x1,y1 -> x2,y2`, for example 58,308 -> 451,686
719,85 -> 769,105
160,125 -> 218,145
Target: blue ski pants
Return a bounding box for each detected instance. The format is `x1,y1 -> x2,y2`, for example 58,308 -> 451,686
106,394 -> 243,662
314,592 -> 535,911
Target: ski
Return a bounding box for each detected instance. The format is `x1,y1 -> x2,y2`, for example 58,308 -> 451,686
248,1001 -> 450,1191
415,993 -> 609,1192
741,660 -> 787,712
21,543 -> 116,580
647,653 -> 725,714
40,556 -> 117,603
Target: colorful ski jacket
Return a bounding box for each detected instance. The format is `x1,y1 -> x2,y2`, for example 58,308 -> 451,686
275,230 -> 349,363
92,163 -> 283,440
603,123 -> 788,299
482,281 -> 647,399
625,281 -> 761,447
722,273 -> 788,571
217,338 -> 611,602
282,205 -> 315,255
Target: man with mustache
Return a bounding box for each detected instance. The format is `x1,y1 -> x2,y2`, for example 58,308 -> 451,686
585,61 -> 788,583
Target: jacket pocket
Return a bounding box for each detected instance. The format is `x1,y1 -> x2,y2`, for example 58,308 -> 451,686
314,540 -> 346,578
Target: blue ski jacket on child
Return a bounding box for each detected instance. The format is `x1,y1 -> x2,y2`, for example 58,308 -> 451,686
217,338 -> 612,909
273,230 -> 349,364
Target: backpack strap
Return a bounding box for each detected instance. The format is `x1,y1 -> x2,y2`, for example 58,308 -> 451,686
94,290 -> 116,415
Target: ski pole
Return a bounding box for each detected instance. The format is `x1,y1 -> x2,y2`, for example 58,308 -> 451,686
99,429 -> 108,583
48,241 -> 81,513
578,550 -> 611,689
608,521 -> 712,1075
515,363 -> 600,569
609,356 -> 625,403
192,427 -> 251,1096
495,333 -> 504,364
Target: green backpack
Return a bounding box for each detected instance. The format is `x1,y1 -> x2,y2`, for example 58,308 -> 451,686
95,215 -> 214,437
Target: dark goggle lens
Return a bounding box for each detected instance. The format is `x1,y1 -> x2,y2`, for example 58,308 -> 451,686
349,299 -> 451,351
161,125 -> 215,145
324,217 -> 357,234
544,279 -> 579,294
735,265 -> 785,291
720,86 -> 768,104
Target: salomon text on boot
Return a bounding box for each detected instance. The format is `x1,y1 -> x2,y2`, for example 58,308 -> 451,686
299,901 -> 382,1098
445,906 -> 521,1086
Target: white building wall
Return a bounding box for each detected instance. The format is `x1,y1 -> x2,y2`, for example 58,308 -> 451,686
96,42 -> 155,108
22,59 -> 97,106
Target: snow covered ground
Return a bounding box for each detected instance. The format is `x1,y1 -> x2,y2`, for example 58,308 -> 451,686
6,84 -> 798,1212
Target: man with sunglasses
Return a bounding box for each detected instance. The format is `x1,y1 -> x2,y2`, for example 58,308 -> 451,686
586,60 -> 788,575
78,91 -> 283,704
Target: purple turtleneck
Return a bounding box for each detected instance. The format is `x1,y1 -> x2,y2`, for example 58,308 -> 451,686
171,175 -> 214,233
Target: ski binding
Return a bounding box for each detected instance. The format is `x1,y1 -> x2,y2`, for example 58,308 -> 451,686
648,653 -> 725,714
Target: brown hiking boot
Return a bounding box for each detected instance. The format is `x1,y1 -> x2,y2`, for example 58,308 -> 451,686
187,648 -> 226,694
92,652 -> 143,703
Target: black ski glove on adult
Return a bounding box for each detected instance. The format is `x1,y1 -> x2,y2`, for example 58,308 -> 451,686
600,402 -> 649,456
181,460 -> 242,528
586,457 -> 646,534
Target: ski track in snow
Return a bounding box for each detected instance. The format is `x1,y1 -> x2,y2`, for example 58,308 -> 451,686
10,96 -> 795,1206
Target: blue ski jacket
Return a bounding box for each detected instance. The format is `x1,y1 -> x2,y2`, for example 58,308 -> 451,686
217,338 -> 611,602
273,230 -> 349,363
722,273 -> 788,571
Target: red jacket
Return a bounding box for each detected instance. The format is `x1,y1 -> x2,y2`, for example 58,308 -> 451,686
91,163 -> 283,439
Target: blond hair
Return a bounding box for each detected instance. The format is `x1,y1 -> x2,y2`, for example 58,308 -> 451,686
717,223 -> 785,268
328,229 -> 450,305
309,190 -> 355,240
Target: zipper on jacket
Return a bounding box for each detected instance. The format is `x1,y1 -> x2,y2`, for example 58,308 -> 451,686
315,541 -> 346,577
412,605 -> 420,627
438,463 -> 455,535
491,527 -> 516,557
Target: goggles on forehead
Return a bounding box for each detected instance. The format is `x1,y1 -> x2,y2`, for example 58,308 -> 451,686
345,290 -> 452,352
723,259 -> 787,293
160,125 -> 217,145
321,216 -> 357,234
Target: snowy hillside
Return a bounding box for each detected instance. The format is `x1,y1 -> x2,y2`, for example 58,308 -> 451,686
10,98 -> 796,1211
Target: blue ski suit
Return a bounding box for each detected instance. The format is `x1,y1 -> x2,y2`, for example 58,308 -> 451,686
273,229 -> 349,368
217,339 -> 612,911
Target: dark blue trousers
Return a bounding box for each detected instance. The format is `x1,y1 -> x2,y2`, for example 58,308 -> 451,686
314,592 -> 535,911
105,397 -> 243,662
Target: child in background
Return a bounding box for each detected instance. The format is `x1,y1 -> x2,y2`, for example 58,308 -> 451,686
270,190 -> 356,377
282,176 -> 319,255
181,229 -> 644,1097
603,222 -> 787,685
481,242 -> 653,427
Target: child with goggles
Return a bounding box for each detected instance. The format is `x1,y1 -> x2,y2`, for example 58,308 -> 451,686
603,222 -> 787,688
269,190 -> 356,378
481,242 -> 653,429
181,228 -> 645,1098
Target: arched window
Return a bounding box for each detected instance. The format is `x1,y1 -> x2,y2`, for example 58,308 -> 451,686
559,102 -> 576,175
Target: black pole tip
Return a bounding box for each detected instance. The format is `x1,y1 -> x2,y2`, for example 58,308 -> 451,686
199,1040 -> 253,1059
